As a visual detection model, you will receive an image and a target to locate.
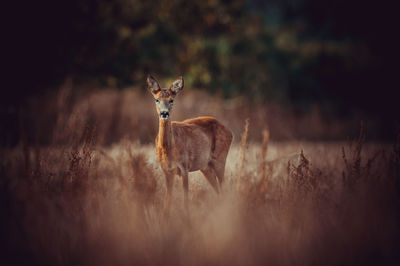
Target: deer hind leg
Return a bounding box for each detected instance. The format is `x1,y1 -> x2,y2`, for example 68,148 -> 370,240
201,166 -> 220,194
210,139 -> 231,189
213,160 -> 226,186
211,125 -> 232,189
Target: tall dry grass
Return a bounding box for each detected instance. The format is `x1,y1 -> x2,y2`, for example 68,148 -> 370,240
1,111 -> 399,265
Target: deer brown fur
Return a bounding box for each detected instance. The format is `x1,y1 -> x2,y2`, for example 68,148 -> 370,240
147,75 -> 233,210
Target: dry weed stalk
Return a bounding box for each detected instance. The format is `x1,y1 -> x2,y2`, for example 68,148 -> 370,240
254,130 -> 272,198
66,124 -> 96,194
259,129 -> 270,184
241,129 -> 276,210
235,118 -> 252,196
341,121 -> 379,191
238,118 -> 249,177
287,150 -> 320,196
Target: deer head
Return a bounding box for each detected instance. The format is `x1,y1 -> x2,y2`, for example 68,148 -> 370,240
147,75 -> 184,120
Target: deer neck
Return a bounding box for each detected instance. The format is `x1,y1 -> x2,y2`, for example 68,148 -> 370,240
158,119 -> 174,150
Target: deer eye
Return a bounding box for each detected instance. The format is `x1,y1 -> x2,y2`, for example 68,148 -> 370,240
169,99 -> 174,104
155,99 -> 160,104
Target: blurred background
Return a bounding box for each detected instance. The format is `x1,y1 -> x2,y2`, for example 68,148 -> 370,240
2,0 -> 398,146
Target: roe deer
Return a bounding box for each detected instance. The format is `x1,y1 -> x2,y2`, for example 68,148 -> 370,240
147,75 -> 233,211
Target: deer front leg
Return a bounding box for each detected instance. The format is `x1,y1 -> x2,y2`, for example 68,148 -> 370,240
164,172 -> 174,213
181,171 -> 189,212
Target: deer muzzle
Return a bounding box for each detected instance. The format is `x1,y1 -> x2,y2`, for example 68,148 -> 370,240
160,111 -> 169,119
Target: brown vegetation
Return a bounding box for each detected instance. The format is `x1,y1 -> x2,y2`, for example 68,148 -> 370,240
1,122 -> 399,266
1,88 -> 399,266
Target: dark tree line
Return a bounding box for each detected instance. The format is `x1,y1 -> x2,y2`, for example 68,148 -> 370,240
2,0 -> 398,143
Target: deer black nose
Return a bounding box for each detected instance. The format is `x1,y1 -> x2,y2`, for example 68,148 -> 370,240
160,111 -> 169,119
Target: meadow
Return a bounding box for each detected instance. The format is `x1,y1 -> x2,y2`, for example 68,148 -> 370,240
1,87 -> 399,266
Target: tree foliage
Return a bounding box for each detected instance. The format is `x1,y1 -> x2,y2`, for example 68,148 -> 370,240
6,0 -> 396,113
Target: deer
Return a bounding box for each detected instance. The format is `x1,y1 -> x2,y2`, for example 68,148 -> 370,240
146,75 -> 233,211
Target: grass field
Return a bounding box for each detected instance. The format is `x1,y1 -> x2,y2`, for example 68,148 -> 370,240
1,88 -> 399,265
1,123 -> 399,266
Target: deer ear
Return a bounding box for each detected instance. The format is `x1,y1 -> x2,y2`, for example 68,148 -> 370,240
170,76 -> 184,95
146,75 -> 161,94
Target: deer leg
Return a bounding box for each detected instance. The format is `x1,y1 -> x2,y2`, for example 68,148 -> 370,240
201,166 -> 220,194
213,160 -> 226,187
164,173 -> 174,213
181,171 -> 189,212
